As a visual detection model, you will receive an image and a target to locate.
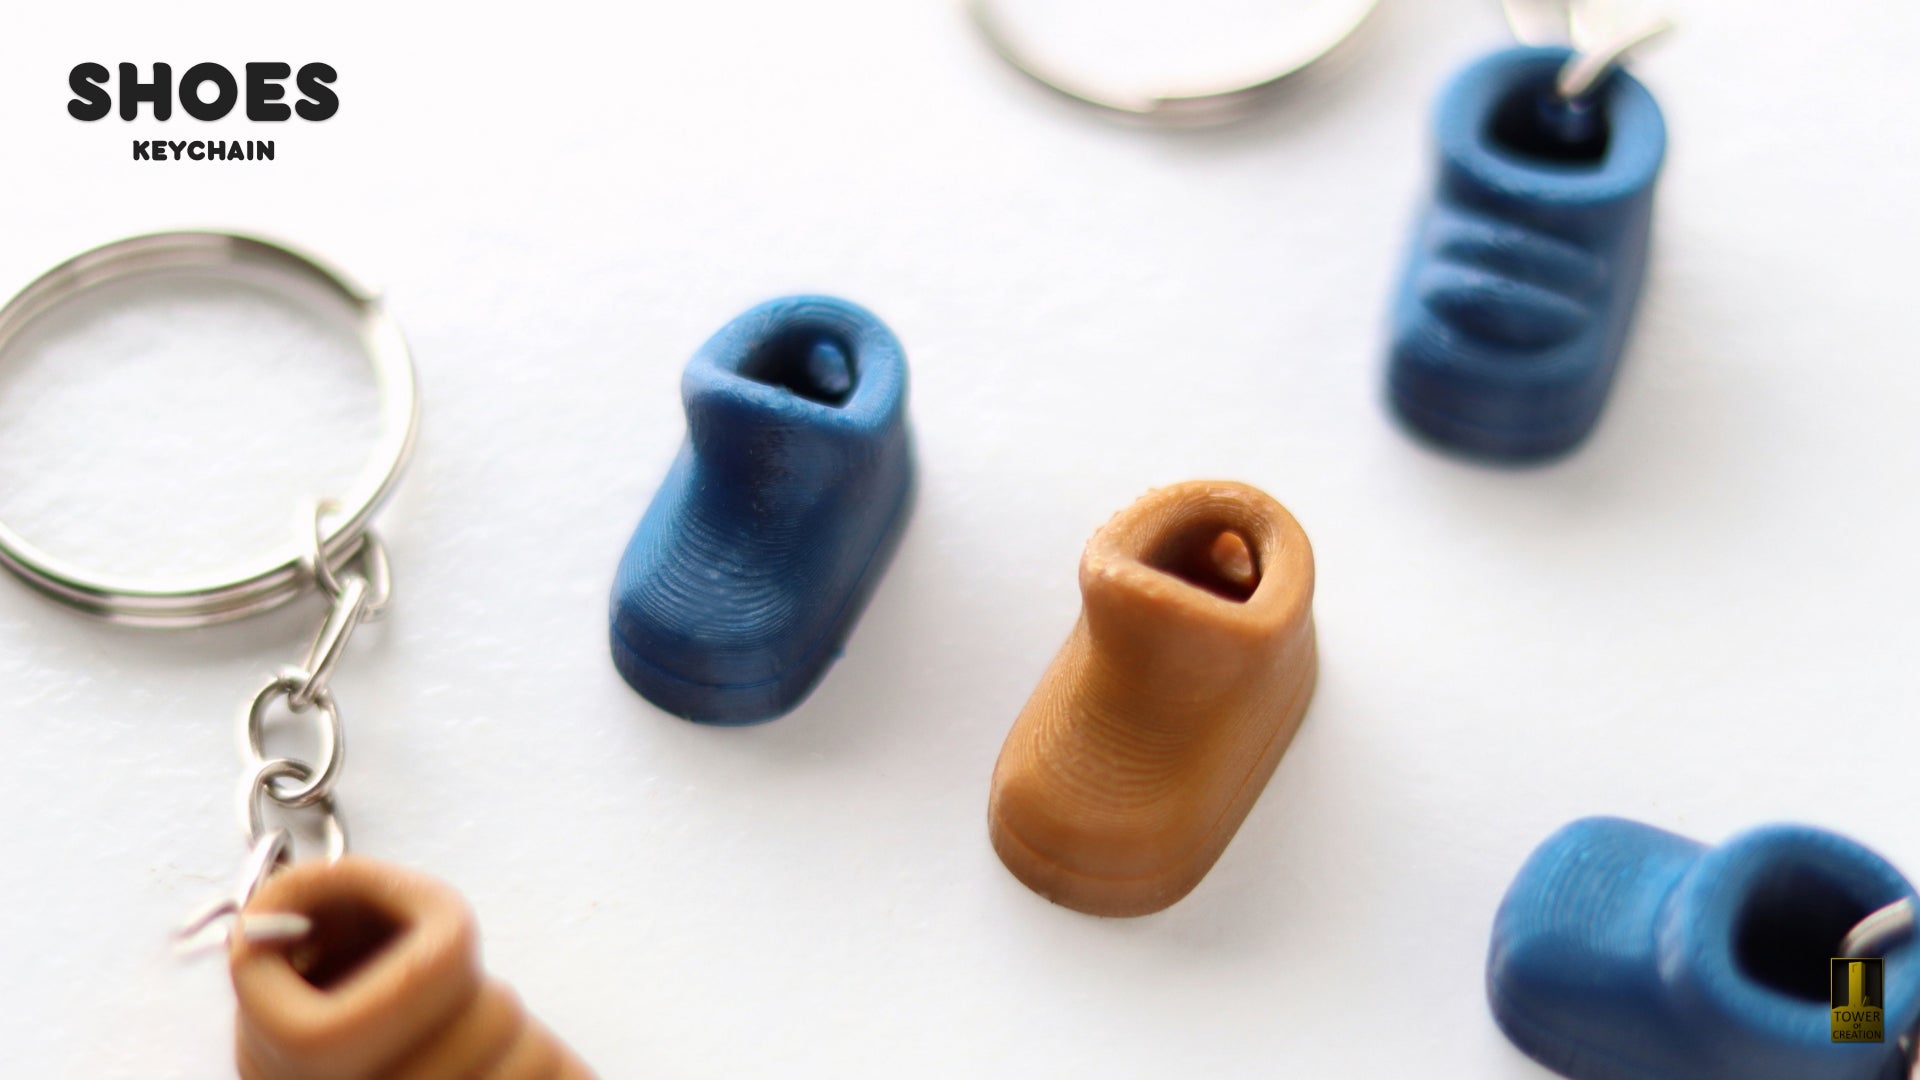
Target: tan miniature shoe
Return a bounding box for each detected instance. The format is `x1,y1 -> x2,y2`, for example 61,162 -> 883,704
988,481 -> 1317,917
230,856 -> 597,1080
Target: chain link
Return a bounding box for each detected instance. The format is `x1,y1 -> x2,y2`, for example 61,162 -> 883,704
178,502 -> 391,951
233,502 -> 391,860
244,671 -> 344,807
302,497 -> 393,621
242,760 -> 348,861
288,574 -> 369,711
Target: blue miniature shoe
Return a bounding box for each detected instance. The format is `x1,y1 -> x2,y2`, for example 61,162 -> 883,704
1388,47 -> 1667,461
1489,817 -> 1920,1080
610,296 -> 914,724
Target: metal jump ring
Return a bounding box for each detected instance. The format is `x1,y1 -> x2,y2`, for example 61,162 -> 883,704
1500,0 -> 1674,101
242,759 -> 348,861
173,826 -> 295,953
0,231 -> 419,628
1554,16 -> 1672,101
238,826 -> 293,905
1502,0 -> 1576,45
244,670 -> 344,809
302,499 -> 393,621
1842,898 -> 1918,960
965,0 -> 1380,127
303,498 -> 350,603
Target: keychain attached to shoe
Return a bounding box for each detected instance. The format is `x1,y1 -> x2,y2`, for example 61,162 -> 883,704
1490,816 -> 1920,1080
0,232 -> 594,1079
1385,1 -> 1672,461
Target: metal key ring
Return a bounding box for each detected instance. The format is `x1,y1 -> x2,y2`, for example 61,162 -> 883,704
0,231 -> 419,628
966,0 -> 1381,127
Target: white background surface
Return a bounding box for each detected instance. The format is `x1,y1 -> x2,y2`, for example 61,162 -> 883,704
0,1 -> 1916,1076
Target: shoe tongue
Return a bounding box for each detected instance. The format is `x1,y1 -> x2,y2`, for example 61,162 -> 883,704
739,336 -> 853,407
1207,531 -> 1258,595
1144,528 -> 1259,603
798,340 -> 853,403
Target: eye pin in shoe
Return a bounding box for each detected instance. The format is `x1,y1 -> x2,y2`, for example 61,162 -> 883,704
611,296 -> 915,724
1489,817 -> 1920,1080
229,856 -> 596,1079
1387,44 -> 1667,461
988,481 -> 1317,917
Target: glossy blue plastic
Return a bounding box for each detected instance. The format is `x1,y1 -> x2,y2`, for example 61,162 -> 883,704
610,296 -> 914,725
1388,47 -> 1667,461
1489,817 -> 1920,1080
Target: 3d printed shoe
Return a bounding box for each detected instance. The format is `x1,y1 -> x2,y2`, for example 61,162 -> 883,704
1388,46 -> 1667,461
1489,817 -> 1920,1080
230,857 -> 596,1079
988,481 -> 1317,917
610,296 -> 915,724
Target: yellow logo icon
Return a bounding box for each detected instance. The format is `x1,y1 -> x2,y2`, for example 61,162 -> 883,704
1831,957 -> 1885,1042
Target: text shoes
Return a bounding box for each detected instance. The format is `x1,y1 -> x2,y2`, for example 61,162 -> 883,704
988,481 -> 1317,917
610,296 -> 915,724
1489,817 -> 1920,1080
1388,47 -> 1666,461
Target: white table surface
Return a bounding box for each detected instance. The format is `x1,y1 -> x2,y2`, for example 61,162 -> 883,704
1,1 -> 1916,1076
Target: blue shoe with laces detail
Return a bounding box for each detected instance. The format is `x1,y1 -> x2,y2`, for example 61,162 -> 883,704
1388,46 -> 1666,461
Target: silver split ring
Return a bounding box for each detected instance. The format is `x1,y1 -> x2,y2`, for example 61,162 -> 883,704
0,231 -> 419,628
966,0 -> 1381,127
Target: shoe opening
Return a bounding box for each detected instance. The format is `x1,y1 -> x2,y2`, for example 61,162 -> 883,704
1488,74 -> 1610,166
1733,866 -> 1874,1002
1145,526 -> 1260,603
741,326 -> 855,406
282,898 -> 407,991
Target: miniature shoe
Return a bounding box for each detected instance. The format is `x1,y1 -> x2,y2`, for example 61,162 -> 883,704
988,481 -> 1317,917
610,295 -> 914,724
1489,817 -> 1920,1080
230,856 -> 596,1080
1387,47 -> 1667,461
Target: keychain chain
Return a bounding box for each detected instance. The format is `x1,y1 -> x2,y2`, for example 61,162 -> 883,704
0,230 -> 420,962
177,499 -> 392,953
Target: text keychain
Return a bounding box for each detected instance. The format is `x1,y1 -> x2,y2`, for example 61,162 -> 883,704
0,232 -> 594,1079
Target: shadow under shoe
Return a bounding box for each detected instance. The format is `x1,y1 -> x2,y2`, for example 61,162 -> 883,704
1489,817 -> 1920,1080
610,295 -> 915,725
989,480 -> 1317,917
1388,47 -> 1667,462
230,856 -> 596,1080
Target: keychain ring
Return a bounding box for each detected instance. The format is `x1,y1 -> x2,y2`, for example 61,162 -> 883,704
0,231 -> 419,628
965,0 -> 1381,127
